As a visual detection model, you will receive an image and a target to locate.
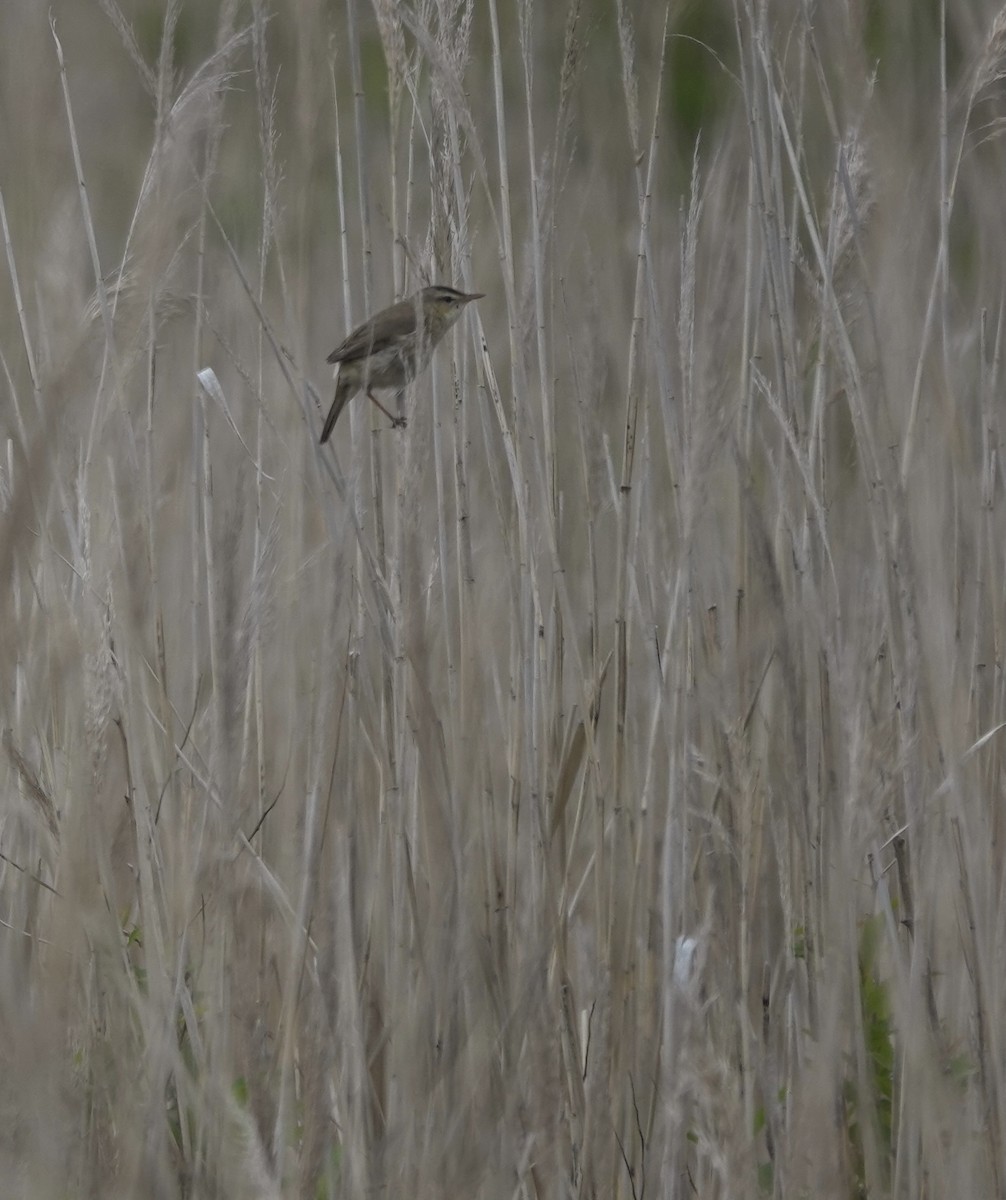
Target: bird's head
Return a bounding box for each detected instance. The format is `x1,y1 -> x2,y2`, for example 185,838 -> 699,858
420,284 -> 484,336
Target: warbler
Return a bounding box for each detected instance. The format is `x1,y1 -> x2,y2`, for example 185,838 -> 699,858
320,284 -> 483,443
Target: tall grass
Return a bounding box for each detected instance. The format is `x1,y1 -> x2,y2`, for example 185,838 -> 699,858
2,0 -> 1006,1196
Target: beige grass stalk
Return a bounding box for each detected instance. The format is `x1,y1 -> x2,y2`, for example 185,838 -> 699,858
339,46 -> 403,1108
244,1 -> 274,836
343,0 -> 391,577
324,85 -> 374,1174
608,22 -> 666,1193
51,17 -> 119,453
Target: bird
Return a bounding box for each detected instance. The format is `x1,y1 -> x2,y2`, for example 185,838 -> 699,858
320,284 -> 484,443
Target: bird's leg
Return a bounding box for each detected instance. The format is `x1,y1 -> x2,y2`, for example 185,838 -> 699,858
366,389 -> 407,429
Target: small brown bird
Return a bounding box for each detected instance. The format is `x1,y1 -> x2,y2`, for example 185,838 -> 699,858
320,284 -> 484,443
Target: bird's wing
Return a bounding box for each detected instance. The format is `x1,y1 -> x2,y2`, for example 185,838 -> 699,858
326,298 -> 420,364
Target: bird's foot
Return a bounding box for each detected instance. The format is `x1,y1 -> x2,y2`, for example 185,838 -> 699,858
391,415 -> 408,430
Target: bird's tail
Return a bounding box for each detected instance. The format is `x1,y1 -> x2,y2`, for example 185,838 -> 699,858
320,374 -> 355,443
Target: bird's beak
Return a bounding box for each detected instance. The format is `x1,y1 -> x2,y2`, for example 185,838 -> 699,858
463,292 -> 485,302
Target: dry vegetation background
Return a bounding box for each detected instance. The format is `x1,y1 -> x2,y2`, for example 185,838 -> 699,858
3,0 -> 1006,1196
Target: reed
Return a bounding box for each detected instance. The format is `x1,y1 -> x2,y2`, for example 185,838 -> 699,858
1,1 -> 1004,1196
